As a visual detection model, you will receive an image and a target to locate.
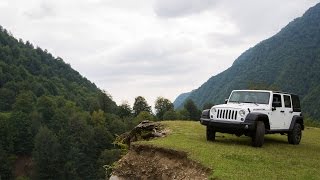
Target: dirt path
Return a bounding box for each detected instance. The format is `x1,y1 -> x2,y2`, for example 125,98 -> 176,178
110,144 -> 210,180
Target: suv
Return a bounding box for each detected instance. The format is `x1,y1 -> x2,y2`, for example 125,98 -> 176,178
200,90 -> 304,147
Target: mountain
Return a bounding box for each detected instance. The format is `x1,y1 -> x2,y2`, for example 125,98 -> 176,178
0,26 -> 129,179
174,3 -> 320,120
173,91 -> 191,108
0,26 -> 117,113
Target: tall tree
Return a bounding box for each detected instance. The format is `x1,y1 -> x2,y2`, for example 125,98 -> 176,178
33,126 -> 62,179
155,97 -> 174,120
184,99 -> 201,121
118,102 -> 132,118
133,96 -> 151,116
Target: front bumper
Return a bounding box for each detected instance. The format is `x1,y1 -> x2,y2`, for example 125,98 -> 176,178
200,118 -> 255,134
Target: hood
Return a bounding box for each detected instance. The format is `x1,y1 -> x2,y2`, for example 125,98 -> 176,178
212,103 -> 270,110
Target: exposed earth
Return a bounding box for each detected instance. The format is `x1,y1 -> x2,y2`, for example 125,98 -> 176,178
111,121 -> 210,180
110,144 -> 210,180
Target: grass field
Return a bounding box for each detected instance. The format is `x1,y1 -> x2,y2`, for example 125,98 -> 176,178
141,121 -> 320,180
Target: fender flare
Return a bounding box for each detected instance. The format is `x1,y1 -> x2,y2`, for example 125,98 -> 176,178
201,109 -> 210,119
289,115 -> 304,130
245,112 -> 270,130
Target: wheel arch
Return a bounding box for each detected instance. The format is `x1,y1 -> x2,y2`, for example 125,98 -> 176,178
245,112 -> 270,130
290,115 -> 304,130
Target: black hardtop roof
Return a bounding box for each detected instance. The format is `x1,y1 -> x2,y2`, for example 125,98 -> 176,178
232,90 -> 299,97
272,91 -> 299,96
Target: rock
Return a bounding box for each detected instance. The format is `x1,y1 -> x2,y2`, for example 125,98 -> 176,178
115,120 -> 168,147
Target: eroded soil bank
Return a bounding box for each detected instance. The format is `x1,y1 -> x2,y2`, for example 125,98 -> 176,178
110,144 -> 210,180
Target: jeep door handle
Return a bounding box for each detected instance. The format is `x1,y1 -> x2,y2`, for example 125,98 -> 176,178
289,111 -> 293,113
280,110 -> 284,113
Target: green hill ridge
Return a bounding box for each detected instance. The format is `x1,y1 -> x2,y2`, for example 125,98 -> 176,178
0,26 -> 130,179
175,3 -> 320,120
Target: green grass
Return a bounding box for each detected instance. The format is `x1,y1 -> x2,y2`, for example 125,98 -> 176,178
141,121 -> 320,180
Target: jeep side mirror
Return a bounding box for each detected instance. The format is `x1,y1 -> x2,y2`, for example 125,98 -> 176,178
225,99 -> 228,104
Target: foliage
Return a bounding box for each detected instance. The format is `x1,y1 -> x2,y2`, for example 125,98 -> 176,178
33,126 -> 62,179
184,99 -> 201,121
0,26 -> 133,179
154,97 -> 174,120
163,110 -> 178,120
176,109 -> 190,120
304,117 -> 320,128
97,149 -> 122,178
133,96 -> 151,116
145,121 -> 320,179
117,102 -> 132,118
202,102 -> 214,110
175,3 -> 320,121
134,111 -> 155,124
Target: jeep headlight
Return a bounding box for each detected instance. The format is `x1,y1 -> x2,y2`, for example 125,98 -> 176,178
239,109 -> 246,117
211,108 -> 217,114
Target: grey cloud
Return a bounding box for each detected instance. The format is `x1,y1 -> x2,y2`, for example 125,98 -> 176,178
153,0 -> 217,18
24,1 -> 56,19
206,33 -> 246,48
213,0 -> 319,38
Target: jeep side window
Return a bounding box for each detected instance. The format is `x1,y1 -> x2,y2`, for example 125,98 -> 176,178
291,95 -> 301,112
284,95 -> 291,108
272,94 -> 282,107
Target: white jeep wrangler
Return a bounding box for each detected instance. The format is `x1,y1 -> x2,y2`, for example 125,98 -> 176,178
200,90 -> 304,147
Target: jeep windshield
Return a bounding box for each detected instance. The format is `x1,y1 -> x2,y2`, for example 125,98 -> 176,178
228,91 -> 270,104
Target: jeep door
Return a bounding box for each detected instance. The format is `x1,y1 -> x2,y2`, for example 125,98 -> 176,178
283,95 -> 294,129
270,94 -> 285,129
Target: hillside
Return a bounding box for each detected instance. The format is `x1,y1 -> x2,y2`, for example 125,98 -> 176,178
173,91 -> 191,108
114,121 -> 320,179
0,26 -> 131,179
0,26 -> 117,113
175,3 -> 320,120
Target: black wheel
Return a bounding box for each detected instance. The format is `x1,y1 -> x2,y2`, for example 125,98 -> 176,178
252,121 -> 265,147
288,123 -> 302,145
206,126 -> 215,141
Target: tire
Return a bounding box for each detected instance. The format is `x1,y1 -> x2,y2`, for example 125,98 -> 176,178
206,126 -> 215,141
288,123 -> 302,145
251,121 -> 265,147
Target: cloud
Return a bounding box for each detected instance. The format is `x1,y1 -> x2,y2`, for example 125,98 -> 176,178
153,0 -> 216,18
0,0 -> 319,106
24,1 -> 56,19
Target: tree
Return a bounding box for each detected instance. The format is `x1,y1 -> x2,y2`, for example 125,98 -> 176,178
155,97 -> 174,120
91,109 -> 106,126
163,110 -> 177,120
0,88 -> 15,111
176,109 -> 190,120
12,91 -> 36,113
8,112 -> 33,154
133,96 -> 151,116
98,91 -> 117,114
134,111 -> 154,124
118,102 -> 132,118
202,102 -> 214,110
33,126 -> 62,179
0,144 -> 14,180
97,149 -> 122,178
184,99 -> 201,121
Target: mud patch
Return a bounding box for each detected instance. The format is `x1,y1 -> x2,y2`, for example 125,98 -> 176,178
111,144 -> 211,180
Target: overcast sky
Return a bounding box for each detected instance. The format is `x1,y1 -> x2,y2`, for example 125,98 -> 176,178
1,0 -> 319,107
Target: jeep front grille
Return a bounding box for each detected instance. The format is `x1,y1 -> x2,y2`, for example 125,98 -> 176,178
217,109 -> 238,120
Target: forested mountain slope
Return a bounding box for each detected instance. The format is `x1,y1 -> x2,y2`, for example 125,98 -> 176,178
175,3 -> 320,120
0,26 -> 116,112
0,26 -> 130,179
173,92 -> 191,108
